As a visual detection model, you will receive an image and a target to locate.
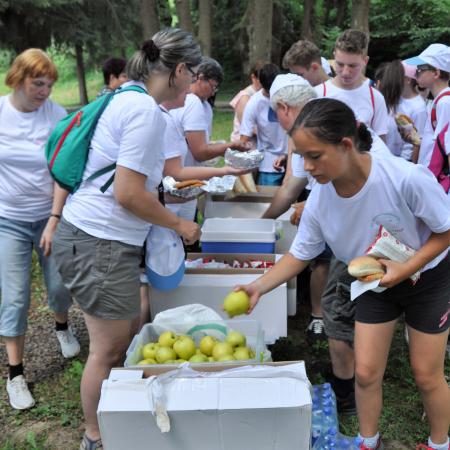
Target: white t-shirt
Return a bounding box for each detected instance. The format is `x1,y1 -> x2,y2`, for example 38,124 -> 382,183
418,87 -> 450,167
290,153 -> 450,272
0,95 -> 66,222
161,108 -> 196,220
169,93 -> 212,167
385,96 -> 427,160
63,81 -> 166,246
240,90 -> 288,173
315,79 -> 389,137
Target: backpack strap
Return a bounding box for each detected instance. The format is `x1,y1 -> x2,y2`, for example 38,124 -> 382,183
323,82 -> 327,97
436,125 -> 450,176
431,90 -> 450,130
369,84 -> 375,127
87,85 -> 148,192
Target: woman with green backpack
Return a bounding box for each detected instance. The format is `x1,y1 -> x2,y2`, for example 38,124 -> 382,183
49,29 -> 202,450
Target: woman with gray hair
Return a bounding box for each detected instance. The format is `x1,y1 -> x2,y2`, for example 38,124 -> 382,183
49,28 -> 202,450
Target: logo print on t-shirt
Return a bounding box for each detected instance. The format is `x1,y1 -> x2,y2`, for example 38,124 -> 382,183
372,213 -> 404,235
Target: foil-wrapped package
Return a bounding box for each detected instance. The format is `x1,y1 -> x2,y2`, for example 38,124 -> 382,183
162,176 -> 205,199
201,175 -> 236,194
224,148 -> 264,169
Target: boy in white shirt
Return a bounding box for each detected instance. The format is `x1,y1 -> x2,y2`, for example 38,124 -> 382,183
315,29 -> 389,141
404,43 -> 450,167
240,63 -> 288,185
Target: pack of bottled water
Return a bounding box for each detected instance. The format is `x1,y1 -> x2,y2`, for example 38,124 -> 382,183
311,383 -> 362,449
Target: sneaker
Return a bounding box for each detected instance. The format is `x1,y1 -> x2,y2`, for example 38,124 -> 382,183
336,389 -> 357,416
6,375 -> 35,410
306,317 -> 327,343
360,437 -> 384,449
56,326 -> 80,358
416,443 -> 450,450
80,433 -> 103,450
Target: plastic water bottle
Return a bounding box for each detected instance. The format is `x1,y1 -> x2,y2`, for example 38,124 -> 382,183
322,406 -> 339,431
314,427 -> 338,449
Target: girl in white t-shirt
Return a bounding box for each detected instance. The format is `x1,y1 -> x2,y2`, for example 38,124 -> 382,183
236,99 -> 450,450
0,49 -> 80,412
51,29 -> 202,450
375,60 -> 427,162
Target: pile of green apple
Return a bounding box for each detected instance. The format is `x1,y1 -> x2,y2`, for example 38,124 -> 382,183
137,330 -> 256,365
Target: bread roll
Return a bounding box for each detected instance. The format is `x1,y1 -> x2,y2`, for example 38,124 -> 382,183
395,114 -> 421,146
240,173 -> 257,193
348,256 -> 385,282
174,179 -> 206,189
233,176 -> 247,194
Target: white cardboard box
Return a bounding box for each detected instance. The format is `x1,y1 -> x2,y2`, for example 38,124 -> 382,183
150,254 -> 288,344
98,362 -> 312,450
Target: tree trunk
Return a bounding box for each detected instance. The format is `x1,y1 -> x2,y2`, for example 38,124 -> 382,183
301,0 -> 315,41
335,0 -> 347,28
175,0 -> 194,33
247,0 -> 273,66
75,44 -> 88,105
198,0 -> 212,56
141,0 -> 160,39
351,0 -> 370,33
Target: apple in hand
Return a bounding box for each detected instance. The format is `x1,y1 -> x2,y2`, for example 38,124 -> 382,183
199,335 -> 217,356
223,291 -> 250,318
155,346 -> 177,363
158,331 -> 177,348
173,336 -> 196,360
225,330 -> 246,348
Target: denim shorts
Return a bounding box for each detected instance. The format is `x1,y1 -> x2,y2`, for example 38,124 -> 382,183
52,218 -> 142,320
257,171 -> 284,186
0,217 -> 72,337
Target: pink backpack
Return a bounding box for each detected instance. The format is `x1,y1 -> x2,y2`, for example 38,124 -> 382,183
428,123 -> 450,193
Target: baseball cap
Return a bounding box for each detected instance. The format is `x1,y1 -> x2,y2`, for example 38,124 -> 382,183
401,61 -> 417,80
404,43 -> 450,72
268,73 -> 311,122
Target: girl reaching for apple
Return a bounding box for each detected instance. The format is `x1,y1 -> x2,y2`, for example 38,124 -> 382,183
234,98 -> 450,450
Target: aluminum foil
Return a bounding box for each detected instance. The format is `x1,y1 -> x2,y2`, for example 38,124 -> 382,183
224,148 -> 264,169
201,175 -> 236,194
162,176 -> 205,199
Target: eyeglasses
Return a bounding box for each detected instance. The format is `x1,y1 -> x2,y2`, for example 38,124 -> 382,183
185,64 -> 198,80
206,78 -> 219,93
415,65 -> 435,76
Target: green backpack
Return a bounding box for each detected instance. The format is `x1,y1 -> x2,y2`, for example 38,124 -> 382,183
45,85 -> 147,193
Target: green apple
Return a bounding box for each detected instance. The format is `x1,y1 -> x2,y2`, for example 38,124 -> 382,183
233,346 -> 251,360
177,359 -> 187,363
217,355 -> 236,362
158,331 -> 177,348
138,358 -> 157,365
223,291 -> 250,318
189,353 -> 209,363
142,342 -> 159,360
208,356 -> 215,362
173,336 -> 196,360
199,335 -> 217,356
155,346 -> 177,363
212,342 -> 234,360
225,330 -> 246,348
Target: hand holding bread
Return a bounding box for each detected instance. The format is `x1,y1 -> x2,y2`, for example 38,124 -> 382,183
395,114 -> 421,146
348,256 -> 385,282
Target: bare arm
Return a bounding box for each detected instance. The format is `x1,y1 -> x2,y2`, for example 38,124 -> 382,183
234,95 -> 250,125
186,130 -> 250,162
235,253 -> 310,313
379,230 -> 450,288
40,184 -> 70,256
262,176 -> 307,219
163,156 -> 248,180
114,165 -> 200,244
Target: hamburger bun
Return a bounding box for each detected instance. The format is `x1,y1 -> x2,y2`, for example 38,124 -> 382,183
348,256 -> 385,282
395,114 -> 421,146
174,179 -> 206,189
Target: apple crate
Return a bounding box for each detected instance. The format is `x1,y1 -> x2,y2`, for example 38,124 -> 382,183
124,319 -> 265,367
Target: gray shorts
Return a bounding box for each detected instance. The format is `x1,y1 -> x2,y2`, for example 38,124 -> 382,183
321,257 -> 355,342
52,218 -> 142,320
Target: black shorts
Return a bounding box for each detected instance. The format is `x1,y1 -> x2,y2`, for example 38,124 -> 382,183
356,254 -> 450,334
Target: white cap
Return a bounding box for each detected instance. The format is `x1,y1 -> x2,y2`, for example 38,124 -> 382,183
269,73 -> 311,99
404,43 -> 450,72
